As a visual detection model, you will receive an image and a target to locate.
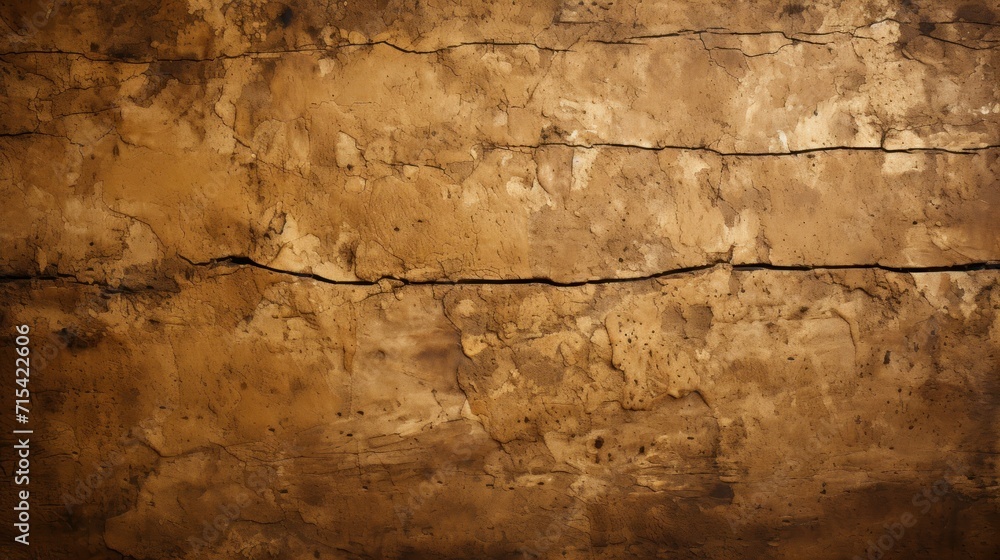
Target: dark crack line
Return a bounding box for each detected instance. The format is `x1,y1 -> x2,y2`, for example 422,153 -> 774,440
4,130 -> 996,155
177,256 -> 1000,288
0,39 -> 572,63
502,142 -> 1000,156
369,40 -> 572,54
3,17 -> 997,63
0,273 -> 151,293
2,259 -> 999,290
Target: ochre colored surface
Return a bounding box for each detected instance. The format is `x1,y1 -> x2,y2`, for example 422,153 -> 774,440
1,1 -> 998,558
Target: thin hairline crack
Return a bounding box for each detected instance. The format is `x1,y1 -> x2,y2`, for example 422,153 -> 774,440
175,255 -> 1000,288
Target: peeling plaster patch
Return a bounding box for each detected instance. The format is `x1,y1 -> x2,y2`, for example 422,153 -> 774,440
267,215 -> 324,272
882,153 -> 924,176
777,130 -> 790,152
912,272 -> 982,318
570,148 -> 599,192
506,176 -> 554,212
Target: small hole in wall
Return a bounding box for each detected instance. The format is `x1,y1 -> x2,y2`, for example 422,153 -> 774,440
277,7 -> 294,27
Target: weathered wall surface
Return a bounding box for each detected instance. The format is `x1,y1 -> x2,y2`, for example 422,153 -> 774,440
0,1 -> 998,559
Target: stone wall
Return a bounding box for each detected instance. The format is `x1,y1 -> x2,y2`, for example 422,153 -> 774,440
1,1 -> 998,558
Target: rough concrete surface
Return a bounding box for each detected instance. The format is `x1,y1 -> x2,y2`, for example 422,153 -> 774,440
0,0 -> 998,559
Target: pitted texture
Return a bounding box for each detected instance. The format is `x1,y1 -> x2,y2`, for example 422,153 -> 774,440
1,1 -> 998,559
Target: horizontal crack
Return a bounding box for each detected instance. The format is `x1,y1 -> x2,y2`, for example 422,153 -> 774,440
0,39 -> 571,63
503,142 -> 1000,156
4,130 -> 995,156
0,272 -> 157,293
2,258 -> 999,290
181,256 -> 1000,288
1,17 -> 996,62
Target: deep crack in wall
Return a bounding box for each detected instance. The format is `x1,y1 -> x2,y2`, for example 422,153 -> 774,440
1,0 -> 999,559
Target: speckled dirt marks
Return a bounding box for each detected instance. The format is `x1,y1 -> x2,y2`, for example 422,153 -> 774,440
0,1 -> 998,559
